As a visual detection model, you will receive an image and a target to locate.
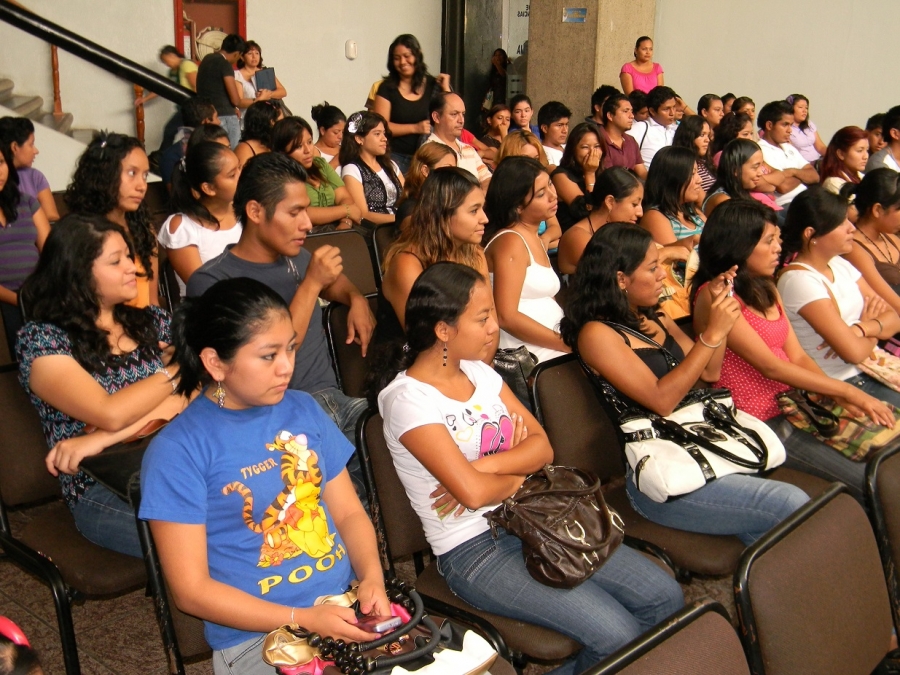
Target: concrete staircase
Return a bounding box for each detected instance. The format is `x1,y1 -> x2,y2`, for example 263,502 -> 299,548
0,77 -> 94,143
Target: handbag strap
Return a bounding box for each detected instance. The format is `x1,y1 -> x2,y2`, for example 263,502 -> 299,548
602,321 -> 680,371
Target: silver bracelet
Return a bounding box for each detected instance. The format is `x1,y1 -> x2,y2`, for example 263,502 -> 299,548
698,332 -> 723,349
874,318 -> 885,335
156,366 -> 177,392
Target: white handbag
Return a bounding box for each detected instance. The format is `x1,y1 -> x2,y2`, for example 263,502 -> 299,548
583,323 -> 786,503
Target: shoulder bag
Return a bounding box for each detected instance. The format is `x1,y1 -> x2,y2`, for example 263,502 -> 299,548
492,346 -> 538,409
485,464 -> 624,588
582,322 -> 785,503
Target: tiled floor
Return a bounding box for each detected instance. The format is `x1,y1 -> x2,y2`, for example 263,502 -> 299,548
0,506 -> 734,675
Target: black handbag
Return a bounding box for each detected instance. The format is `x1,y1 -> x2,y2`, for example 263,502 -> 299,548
492,346 -> 538,409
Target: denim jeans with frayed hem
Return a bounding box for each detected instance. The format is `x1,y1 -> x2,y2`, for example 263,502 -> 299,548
437,529 -> 684,675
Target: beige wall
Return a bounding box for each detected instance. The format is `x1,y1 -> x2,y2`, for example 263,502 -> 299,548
653,0 -> 895,142
528,0 -> 656,120
0,1 -> 443,151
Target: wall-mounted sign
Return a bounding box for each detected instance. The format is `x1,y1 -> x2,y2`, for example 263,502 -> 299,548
562,7 -> 587,23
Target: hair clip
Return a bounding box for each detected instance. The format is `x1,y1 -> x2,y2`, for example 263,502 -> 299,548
347,112 -> 363,134
178,156 -> 187,171
0,617 -> 30,648
402,343 -> 410,353
785,95 -> 795,105
847,193 -> 856,205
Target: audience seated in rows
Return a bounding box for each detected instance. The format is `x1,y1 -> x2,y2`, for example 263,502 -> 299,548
561,222 -> 809,542
787,94 -> 826,165
16,214 -> 190,557
395,141 -> 456,230
378,167 -> 489,344
819,125 -> 869,196
866,105 -> 900,173
65,133 -> 158,307
626,85 -> 677,168
485,157 -> 569,363
310,102 -> 345,169
703,138 -> 779,216
640,145 -> 705,251
756,100 -> 819,208
692,198 -> 895,501
672,114 -> 715,193
537,101 -> 571,166
141,277 -> 385,674
0,117 -> 59,221
157,141 -> 242,295
186,152 -> 373,497
372,262 -> 684,675
272,116 -> 361,232
339,111 -> 404,226
426,92 -> 490,187
551,122 -> 605,231
709,111 -> 754,162
0,137 -> 50,349
507,94 -> 540,137
480,103 -> 510,161
867,113 -> 886,155
598,94 -> 647,179
234,99 -> 281,168
557,167 -> 643,275
697,94 -> 724,134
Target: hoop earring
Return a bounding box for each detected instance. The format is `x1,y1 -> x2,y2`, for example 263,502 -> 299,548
442,342 -> 448,367
214,381 -> 226,408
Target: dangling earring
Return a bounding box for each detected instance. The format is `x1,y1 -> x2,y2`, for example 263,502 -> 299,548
442,342 -> 448,367
214,381 -> 226,408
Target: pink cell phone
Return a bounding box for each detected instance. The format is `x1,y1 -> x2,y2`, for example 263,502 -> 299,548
356,615 -> 401,633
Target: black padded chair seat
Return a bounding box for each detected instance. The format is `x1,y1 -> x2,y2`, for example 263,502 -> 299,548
416,563 -> 582,662
766,467 -> 831,498
18,502 -> 146,595
604,487 -> 745,576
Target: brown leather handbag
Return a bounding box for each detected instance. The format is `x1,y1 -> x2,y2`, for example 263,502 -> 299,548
485,465 -> 624,588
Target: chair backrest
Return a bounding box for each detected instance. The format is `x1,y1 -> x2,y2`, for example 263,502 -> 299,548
53,191 -> 68,221
0,366 -> 60,508
372,223 -> 400,279
143,180 -> 171,230
584,601 -> 749,675
304,230 -> 378,296
157,255 -> 182,313
866,445 -> 900,633
357,412 -> 430,566
324,296 -> 378,399
530,355 -> 626,482
735,484 -> 892,675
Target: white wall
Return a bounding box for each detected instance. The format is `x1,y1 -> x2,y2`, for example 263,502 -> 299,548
653,0 -> 897,142
246,0 -> 443,126
0,0 -> 174,151
0,0 -> 444,152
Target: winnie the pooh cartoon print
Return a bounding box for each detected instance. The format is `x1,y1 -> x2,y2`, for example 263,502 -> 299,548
223,430 -> 336,567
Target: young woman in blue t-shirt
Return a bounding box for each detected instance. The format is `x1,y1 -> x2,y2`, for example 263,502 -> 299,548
140,277 -> 388,674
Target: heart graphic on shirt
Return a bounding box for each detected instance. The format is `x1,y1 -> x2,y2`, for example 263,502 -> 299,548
456,427 -> 474,443
462,409 -> 478,426
479,415 -> 514,457
445,414 -> 457,431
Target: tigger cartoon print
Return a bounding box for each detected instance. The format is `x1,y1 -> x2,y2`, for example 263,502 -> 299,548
223,430 -> 336,568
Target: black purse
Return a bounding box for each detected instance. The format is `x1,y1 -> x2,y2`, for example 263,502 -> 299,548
492,346 -> 538,409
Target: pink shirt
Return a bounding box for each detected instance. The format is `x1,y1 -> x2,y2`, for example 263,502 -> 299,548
716,298 -> 791,421
620,62 -> 663,94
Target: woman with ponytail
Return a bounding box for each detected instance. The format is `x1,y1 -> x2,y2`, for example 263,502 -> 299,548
16,214 -> 189,557
140,277 -> 387,675
370,262 -> 683,674
844,169 -> 900,310
776,186 -> 900,400
158,141 -> 242,295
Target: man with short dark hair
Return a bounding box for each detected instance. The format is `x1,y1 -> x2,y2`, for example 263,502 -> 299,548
866,106 -> 900,173
537,101 -> 571,165
866,113 -> 886,155
599,94 -> 647,179
586,84 -> 620,125
187,153 -> 374,496
757,100 -> 818,208
196,34 -> 246,148
625,85 -> 677,167
426,92 -> 490,186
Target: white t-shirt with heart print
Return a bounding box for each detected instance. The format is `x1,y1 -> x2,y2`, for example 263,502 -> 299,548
378,360 -> 514,555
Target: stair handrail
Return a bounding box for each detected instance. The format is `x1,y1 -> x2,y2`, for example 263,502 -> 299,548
0,0 -> 193,105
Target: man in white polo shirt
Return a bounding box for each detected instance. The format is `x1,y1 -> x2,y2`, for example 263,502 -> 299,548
865,105 -> 900,173
757,100 -> 819,208
625,85 -> 677,168
426,92 -> 491,187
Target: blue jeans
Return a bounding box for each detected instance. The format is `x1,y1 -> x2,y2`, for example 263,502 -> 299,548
213,635 -> 273,675
626,472 -> 809,546
391,151 -> 412,176
71,482 -> 143,557
220,115 -> 241,149
312,387 -> 369,502
437,530 -> 684,675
